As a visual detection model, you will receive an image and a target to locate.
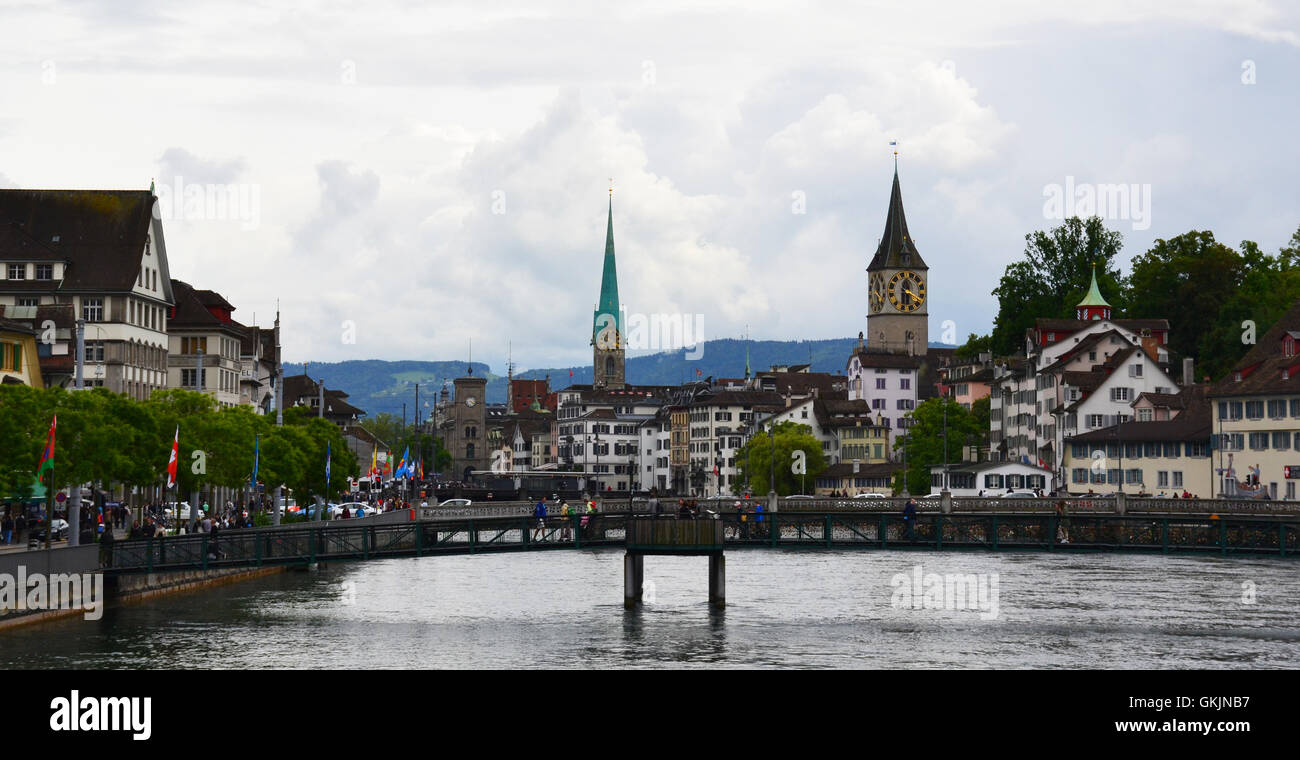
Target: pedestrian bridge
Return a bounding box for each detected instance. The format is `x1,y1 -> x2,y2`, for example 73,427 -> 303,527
105,510 -> 1300,576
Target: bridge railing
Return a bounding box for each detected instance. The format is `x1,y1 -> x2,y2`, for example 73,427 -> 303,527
104,510 -> 1299,572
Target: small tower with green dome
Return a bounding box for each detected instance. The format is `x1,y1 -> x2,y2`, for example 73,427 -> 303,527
1076,262 -> 1112,321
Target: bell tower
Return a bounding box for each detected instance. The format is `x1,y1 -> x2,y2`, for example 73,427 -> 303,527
866,162 -> 929,355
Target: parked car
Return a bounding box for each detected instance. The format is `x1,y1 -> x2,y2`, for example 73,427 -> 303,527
1000,490 -> 1038,499
163,502 -> 201,520
438,499 -> 473,507
331,502 -> 371,518
28,518 -> 70,546
786,495 -> 816,501
853,492 -> 887,499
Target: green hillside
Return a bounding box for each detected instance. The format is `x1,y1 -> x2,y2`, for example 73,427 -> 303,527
284,338 -> 952,419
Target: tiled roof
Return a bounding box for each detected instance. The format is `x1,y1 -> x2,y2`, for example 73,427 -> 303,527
1210,298 -> 1300,398
0,190 -> 168,296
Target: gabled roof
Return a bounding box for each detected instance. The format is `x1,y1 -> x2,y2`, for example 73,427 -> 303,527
0,190 -> 170,298
1210,297 -> 1300,397
867,167 -> 926,271
169,279 -> 245,333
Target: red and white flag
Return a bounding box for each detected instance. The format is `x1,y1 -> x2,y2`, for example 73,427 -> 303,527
166,425 -> 179,489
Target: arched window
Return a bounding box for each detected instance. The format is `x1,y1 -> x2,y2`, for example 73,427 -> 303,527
466,443 -> 475,458
605,356 -> 615,377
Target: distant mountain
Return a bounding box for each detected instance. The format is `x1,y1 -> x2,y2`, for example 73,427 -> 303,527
284,338 -> 955,419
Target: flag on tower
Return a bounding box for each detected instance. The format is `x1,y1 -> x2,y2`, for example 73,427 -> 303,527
37,414 -> 56,479
166,425 -> 179,489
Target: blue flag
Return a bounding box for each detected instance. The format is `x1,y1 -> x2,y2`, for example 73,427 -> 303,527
252,433 -> 259,485
325,441 -> 331,490
397,446 -> 410,478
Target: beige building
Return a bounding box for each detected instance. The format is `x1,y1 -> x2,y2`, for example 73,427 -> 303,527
0,317 -> 43,388
1208,299 -> 1300,500
1062,386 -> 1212,496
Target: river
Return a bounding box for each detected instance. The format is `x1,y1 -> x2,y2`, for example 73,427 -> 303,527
3,549 -> 1298,668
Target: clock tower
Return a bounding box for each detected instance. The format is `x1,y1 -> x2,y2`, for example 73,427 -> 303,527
866,165 -> 929,355
451,370 -> 487,481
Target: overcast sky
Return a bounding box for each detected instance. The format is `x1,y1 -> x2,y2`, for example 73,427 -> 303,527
3,1 -> 1297,374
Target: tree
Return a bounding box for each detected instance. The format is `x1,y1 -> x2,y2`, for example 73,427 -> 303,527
892,398 -> 985,495
1127,230 -> 1243,378
735,421 -> 828,495
953,333 -> 992,361
1128,226 -> 1300,380
990,216 -> 1126,355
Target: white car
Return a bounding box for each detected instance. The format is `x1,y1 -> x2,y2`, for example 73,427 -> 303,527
331,501 -> 372,518
853,492 -> 887,499
164,502 -> 202,520
438,499 -> 473,507
1000,490 -> 1039,499
786,494 -> 816,500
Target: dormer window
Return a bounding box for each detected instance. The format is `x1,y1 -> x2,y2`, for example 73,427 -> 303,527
1285,336 -> 1296,358
1234,371 -> 1242,382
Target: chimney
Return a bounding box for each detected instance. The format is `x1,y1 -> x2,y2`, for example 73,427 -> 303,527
1140,336 -> 1158,362
857,331 -> 864,351
1182,357 -> 1194,386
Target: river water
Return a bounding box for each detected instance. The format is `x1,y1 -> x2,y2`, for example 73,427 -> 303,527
3,550 -> 1298,669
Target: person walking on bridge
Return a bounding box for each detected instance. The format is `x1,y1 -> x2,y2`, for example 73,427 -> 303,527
559,499 -> 572,541
902,499 -> 918,542
532,496 -> 548,542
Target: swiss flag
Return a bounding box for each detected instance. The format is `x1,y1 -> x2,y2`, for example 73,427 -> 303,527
569,369 -> 574,378
166,425 -> 179,489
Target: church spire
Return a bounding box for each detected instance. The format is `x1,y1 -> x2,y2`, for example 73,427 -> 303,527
593,192 -> 622,346
867,164 -> 927,272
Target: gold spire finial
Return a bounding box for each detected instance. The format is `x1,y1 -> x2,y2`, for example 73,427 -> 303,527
609,177 -> 613,197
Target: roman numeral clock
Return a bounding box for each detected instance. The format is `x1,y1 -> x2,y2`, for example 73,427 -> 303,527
887,270 -> 926,312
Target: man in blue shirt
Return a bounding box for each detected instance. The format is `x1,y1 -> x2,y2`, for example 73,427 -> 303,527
532,496 -> 548,541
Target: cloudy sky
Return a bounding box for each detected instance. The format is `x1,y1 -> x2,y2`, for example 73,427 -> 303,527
2,1 -> 1298,374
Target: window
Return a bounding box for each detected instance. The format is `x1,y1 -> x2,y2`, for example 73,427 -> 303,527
1137,408 -> 1153,422
900,378 -> 911,390
35,264 -> 53,280
85,341 -> 105,362
1275,432 -> 1291,450
466,444 -> 475,458
1268,399 -> 1287,418
7,264 -> 25,280
1072,468 -> 1088,483
1125,443 -> 1141,459
1128,363 -> 1143,378
17,297 -> 38,307
1249,432 -> 1269,450
1086,414 -> 1104,428
1172,472 -> 1183,488
1111,387 -> 1132,402
1245,401 -> 1264,419
1157,471 -> 1170,488
82,297 -> 103,322
1125,469 -> 1142,484
181,368 -> 200,388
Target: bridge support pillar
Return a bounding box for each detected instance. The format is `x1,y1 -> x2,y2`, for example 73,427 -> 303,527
624,552 -> 644,609
708,553 -> 725,609
1115,492 -> 1127,515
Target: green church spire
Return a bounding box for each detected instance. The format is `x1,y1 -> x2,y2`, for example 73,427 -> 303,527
592,193 -> 623,347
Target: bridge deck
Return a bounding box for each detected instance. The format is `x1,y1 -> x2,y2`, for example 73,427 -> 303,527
103,512 -> 1299,574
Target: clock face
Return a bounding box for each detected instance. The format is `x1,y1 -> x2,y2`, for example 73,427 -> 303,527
465,396 -> 476,407
887,270 -> 926,313
869,273 -> 886,314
